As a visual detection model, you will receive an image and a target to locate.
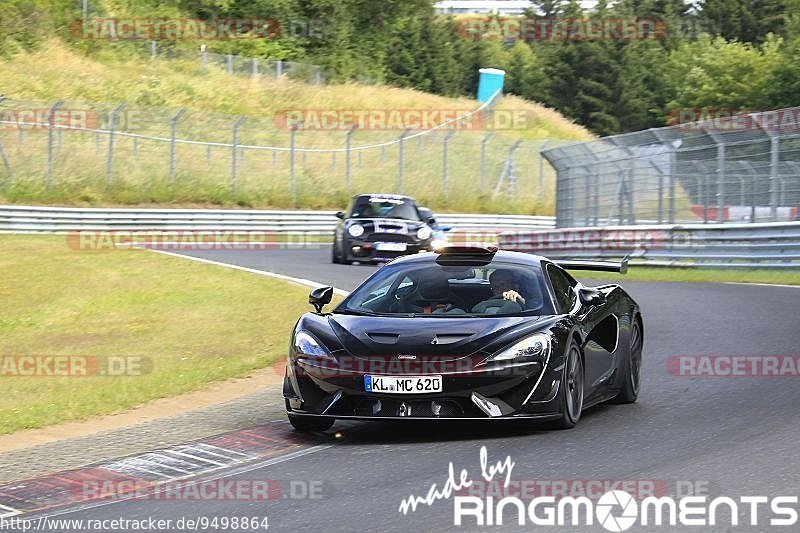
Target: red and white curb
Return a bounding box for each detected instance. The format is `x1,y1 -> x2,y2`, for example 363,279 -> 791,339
0,421 -> 327,515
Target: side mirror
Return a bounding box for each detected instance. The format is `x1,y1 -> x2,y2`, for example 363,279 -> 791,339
335,211 -> 345,220
427,216 -> 437,225
578,287 -> 606,307
309,286 -> 333,313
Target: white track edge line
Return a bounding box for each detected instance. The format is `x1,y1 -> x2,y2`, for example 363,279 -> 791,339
145,248 -> 350,296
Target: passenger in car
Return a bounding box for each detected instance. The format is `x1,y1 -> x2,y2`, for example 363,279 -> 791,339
404,272 -> 466,314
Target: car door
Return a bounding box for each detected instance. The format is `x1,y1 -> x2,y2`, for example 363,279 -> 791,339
546,264 -> 615,400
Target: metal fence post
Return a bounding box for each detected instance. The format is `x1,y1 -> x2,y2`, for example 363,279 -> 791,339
200,45 -> 207,74
716,142 -> 726,223
251,58 -> 258,78
398,130 -> 410,194
226,54 -> 233,75
538,140 -> 551,192
443,131 -> 456,198
669,145 -> 678,224
345,126 -> 356,190
169,109 -> 186,184
592,171 -> 600,225
231,116 -> 247,191
150,41 -> 157,59
290,122 -> 299,205
106,103 -> 126,183
315,66 -> 322,85
0,135 -> 12,180
480,133 -> 493,192
46,100 -> 64,189
276,60 -> 283,77
770,135 -> 779,221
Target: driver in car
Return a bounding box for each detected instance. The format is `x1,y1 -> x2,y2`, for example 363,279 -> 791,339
471,269 -> 526,314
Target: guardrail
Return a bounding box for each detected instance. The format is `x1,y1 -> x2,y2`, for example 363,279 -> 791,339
492,221 -> 800,268
0,205 -> 556,233
3,206 -> 797,268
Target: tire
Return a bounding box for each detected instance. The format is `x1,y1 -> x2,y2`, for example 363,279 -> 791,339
553,342 -> 584,429
612,315 -> 643,404
288,414 -> 334,432
332,240 -> 353,265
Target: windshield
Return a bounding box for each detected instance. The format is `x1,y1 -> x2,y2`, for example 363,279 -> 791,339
336,260 -> 554,317
349,196 -> 420,221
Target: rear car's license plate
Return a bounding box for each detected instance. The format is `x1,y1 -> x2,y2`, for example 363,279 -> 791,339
375,242 -> 407,252
364,375 -> 442,394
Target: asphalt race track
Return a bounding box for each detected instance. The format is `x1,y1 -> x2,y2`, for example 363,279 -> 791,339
15,246 -> 800,532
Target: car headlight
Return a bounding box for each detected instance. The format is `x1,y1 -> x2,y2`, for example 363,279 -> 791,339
293,331 -> 330,357
490,334 -> 550,363
416,226 -> 432,240
348,224 -> 364,237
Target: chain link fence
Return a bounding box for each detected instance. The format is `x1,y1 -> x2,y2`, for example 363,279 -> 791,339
0,95 -> 566,213
543,107 -> 800,228
145,42 -> 325,85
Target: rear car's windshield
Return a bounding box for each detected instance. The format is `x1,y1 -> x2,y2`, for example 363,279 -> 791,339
348,196 -> 420,221
336,260 -> 554,317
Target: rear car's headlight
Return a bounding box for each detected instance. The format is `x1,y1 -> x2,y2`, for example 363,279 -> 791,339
490,334 -> 550,363
294,331 -> 330,357
348,224 -> 364,237
416,226 -> 432,240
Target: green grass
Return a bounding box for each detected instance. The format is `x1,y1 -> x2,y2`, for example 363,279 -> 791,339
578,267 -> 800,285
0,234 -> 331,435
0,40 -> 592,213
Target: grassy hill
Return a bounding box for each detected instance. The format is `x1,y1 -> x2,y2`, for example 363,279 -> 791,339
0,40 -> 593,213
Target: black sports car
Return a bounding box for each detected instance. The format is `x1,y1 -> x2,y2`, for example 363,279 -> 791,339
331,194 -> 438,264
285,245 -> 643,431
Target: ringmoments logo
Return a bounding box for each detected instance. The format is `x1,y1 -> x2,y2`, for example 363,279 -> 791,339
398,446 -> 799,529
452,490 -> 799,529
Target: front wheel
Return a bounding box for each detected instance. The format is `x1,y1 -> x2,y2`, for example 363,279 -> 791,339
288,414 -> 334,432
331,236 -> 342,264
553,343 -> 584,429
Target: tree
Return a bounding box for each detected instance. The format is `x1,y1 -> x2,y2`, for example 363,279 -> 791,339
699,0 -> 794,43
664,36 -> 782,110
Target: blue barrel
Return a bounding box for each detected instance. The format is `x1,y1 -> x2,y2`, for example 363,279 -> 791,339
477,68 -> 506,102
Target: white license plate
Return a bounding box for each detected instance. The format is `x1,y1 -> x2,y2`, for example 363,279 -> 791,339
364,375 -> 442,394
375,242 -> 407,252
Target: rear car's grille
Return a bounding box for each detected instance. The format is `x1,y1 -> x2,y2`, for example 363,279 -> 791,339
366,233 -> 412,243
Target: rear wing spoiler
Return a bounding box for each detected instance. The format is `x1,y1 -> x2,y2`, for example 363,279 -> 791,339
555,256 -> 629,274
